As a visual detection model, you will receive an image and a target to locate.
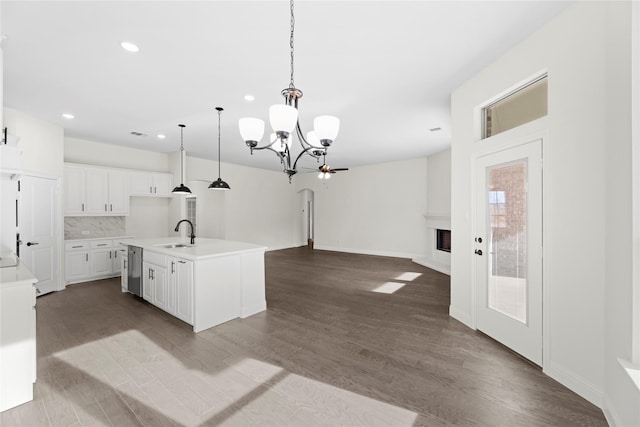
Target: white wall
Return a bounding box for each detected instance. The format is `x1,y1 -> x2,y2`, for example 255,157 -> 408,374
175,156 -> 298,250
603,2 -> 640,426
451,1 -> 638,420
64,137 -> 173,238
4,108 -> 64,178
295,158 -> 428,259
65,137 -> 170,172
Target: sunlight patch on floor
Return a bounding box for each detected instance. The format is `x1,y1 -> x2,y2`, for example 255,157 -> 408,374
371,282 -> 406,294
394,272 -> 422,281
52,329 -> 417,426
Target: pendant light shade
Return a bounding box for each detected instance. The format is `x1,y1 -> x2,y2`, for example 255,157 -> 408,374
239,118 -> 265,146
172,124 -> 192,195
313,115 -> 340,146
209,107 -> 231,191
269,104 -> 298,135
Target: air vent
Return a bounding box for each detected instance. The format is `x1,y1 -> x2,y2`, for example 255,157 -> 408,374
130,131 -> 147,137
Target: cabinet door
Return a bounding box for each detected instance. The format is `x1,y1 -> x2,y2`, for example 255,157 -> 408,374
64,167 -> 86,216
152,264 -> 168,311
175,259 -> 194,324
152,173 -> 174,197
85,169 -> 109,214
65,251 -> 90,283
108,172 -> 129,215
111,249 -> 122,275
91,249 -> 112,276
142,261 -> 153,302
130,173 -> 154,196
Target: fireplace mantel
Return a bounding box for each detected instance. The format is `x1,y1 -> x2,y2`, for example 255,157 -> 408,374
423,213 -> 451,230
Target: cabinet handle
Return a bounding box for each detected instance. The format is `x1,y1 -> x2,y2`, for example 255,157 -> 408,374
82,203 -> 85,211
86,253 -> 88,262
97,243 -> 107,246
178,260 -> 186,264
151,269 -> 155,280
110,204 -> 113,212
154,186 -> 157,194
149,269 -> 152,280
124,260 -> 127,269
171,261 -> 175,273
109,251 -> 112,259
150,186 -> 153,193
105,203 -> 107,212
72,245 -> 82,248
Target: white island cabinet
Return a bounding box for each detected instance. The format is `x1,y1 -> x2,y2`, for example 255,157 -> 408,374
0,257 -> 37,412
121,237 -> 266,333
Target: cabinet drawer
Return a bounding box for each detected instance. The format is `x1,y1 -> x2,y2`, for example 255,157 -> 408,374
65,241 -> 90,251
144,250 -> 167,266
91,240 -> 114,249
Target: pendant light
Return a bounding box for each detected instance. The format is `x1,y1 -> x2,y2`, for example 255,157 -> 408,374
172,124 -> 192,195
209,107 -> 231,190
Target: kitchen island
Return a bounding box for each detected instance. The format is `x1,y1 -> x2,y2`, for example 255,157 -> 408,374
119,237 -> 267,333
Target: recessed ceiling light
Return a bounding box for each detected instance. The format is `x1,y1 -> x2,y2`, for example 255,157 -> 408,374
244,94 -> 255,102
62,113 -> 74,119
157,134 -> 166,139
121,41 -> 139,53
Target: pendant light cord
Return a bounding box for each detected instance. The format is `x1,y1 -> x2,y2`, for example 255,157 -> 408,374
289,0 -> 295,89
179,124 -> 186,183
216,107 -> 223,179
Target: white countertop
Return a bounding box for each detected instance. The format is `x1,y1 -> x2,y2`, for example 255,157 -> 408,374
119,237 -> 268,261
0,257 -> 38,289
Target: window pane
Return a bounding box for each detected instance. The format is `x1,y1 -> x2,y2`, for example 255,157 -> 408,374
487,160 -> 527,323
483,77 -> 547,139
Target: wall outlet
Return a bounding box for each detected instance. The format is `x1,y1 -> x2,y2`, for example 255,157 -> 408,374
81,231 -> 90,235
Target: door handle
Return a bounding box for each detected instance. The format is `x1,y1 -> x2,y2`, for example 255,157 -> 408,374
26,241 -> 39,246
474,249 -> 483,256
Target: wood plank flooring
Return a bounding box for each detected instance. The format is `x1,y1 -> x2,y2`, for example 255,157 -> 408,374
1,247 -> 607,426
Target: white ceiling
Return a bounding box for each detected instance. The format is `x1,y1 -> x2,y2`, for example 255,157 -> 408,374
2,1 -> 572,173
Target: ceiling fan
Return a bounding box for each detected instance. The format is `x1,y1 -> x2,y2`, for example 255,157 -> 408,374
317,154 -> 348,179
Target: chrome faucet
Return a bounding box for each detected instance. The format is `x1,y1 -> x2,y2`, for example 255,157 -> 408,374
175,219 -> 196,245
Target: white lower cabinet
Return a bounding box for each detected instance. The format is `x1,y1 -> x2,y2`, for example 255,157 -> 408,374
143,251 -> 193,324
65,239 -> 124,284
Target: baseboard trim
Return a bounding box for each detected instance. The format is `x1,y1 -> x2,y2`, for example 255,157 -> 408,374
602,394 -> 622,427
412,257 -> 451,275
449,305 -> 474,329
313,245 -> 418,260
544,360 -> 603,408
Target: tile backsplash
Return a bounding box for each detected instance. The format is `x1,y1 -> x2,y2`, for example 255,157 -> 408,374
65,217 -> 126,240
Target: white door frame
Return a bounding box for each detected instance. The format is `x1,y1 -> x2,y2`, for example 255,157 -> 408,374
470,117 -> 549,367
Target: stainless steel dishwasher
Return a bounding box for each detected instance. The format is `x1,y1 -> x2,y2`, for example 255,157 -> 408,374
127,246 -> 143,297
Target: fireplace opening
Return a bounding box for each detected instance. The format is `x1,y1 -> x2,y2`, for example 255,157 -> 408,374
436,229 -> 451,253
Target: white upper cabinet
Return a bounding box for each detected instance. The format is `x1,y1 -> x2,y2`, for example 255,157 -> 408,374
65,165 -> 131,216
64,166 -> 87,215
130,172 -> 174,197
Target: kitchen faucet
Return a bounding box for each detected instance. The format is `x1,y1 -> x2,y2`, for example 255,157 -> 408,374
175,219 -> 196,245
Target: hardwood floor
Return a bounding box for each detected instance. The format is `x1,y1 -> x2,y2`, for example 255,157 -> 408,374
2,247 -> 606,426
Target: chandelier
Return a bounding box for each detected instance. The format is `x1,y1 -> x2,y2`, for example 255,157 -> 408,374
238,0 -> 340,181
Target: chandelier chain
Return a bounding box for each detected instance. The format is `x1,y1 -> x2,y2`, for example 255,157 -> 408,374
289,0 -> 295,89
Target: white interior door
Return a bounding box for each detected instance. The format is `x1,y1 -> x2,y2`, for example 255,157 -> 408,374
475,139 -> 542,365
19,176 -> 60,296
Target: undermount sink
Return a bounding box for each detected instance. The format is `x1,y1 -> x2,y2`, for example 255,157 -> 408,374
157,243 -> 193,249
